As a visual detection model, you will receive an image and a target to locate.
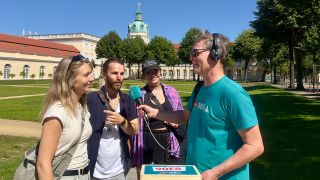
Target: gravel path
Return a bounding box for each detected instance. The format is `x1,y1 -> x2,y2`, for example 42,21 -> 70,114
0,118 -> 41,137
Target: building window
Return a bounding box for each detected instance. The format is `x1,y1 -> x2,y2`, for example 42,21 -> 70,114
130,69 -> 134,77
39,65 -> 45,79
237,70 -> 241,80
189,70 -> 193,79
169,70 -> 173,78
183,69 -> 187,79
4,64 -> 11,79
162,70 -> 167,78
177,69 -> 180,79
23,65 -> 30,79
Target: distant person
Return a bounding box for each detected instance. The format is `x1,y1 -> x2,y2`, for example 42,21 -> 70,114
87,57 -> 139,180
36,55 -> 94,179
137,32 -> 264,180
131,59 -> 186,174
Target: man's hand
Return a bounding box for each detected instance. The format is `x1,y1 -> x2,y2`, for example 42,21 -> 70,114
104,110 -> 125,125
202,168 -> 220,180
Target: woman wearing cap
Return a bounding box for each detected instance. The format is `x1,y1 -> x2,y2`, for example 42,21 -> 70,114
131,59 -> 186,175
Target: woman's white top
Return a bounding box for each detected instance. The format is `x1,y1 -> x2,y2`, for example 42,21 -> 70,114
42,101 -> 92,169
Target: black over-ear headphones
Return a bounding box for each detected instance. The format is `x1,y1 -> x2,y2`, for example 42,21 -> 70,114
209,33 -> 223,61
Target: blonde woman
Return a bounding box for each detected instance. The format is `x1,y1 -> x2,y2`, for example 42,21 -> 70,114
36,55 -> 94,180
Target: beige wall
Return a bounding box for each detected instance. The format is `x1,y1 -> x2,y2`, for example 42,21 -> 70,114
0,52 -> 60,80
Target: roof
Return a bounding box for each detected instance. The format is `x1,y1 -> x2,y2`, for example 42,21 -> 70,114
0,33 -> 79,57
173,43 -> 181,52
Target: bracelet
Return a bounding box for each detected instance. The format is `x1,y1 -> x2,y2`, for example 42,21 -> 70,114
120,118 -> 126,126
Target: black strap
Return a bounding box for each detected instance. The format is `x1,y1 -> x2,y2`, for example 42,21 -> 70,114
97,90 -> 115,112
190,81 -> 203,113
148,92 -> 165,111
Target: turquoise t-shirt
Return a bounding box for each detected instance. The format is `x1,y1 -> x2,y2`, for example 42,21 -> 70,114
186,76 -> 258,180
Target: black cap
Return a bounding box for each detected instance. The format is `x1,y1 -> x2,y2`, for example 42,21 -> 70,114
142,59 -> 161,74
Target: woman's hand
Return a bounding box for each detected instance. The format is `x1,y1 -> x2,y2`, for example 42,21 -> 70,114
137,104 -> 158,118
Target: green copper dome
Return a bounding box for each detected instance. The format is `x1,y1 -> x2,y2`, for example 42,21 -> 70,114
128,2 -> 149,33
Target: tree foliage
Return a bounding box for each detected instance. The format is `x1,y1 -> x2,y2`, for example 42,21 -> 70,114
232,29 -> 262,81
145,36 -> 177,66
122,37 -> 146,66
178,28 -> 201,64
96,31 -> 123,59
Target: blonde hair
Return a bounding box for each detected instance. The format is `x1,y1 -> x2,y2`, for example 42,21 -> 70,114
40,55 -> 92,120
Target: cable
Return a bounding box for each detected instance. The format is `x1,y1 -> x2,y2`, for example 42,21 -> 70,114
142,116 -> 187,157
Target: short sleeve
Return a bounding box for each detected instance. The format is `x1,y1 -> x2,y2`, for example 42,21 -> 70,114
42,102 -> 66,127
228,90 -> 258,130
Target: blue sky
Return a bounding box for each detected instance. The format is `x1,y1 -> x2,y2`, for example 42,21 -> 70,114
1,0 -> 257,43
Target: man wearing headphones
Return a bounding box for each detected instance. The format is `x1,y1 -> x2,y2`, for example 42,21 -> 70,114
138,31 -> 264,180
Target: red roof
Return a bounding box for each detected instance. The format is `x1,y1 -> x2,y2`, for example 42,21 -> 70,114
0,33 -> 79,57
173,43 -> 181,52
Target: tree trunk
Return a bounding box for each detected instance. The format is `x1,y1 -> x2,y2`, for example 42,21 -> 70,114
273,64 -> 278,84
288,34 -> 295,89
293,29 -> 304,90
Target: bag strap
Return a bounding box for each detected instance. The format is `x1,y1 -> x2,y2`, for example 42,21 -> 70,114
97,89 -> 115,111
190,81 -> 203,113
52,108 -> 86,177
25,108 -> 86,178
148,92 -> 164,111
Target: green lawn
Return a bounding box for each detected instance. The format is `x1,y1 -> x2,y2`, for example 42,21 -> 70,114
0,80 -> 319,179
0,79 -> 195,121
0,135 -> 38,179
246,84 -> 320,179
0,86 -> 48,97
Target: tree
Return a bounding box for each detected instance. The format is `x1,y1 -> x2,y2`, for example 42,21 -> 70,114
178,28 -> 201,80
122,37 -> 146,78
30,74 -> 36,79
178,28 -> 201,64
145,36 -> 177,66
251,0 -> 319,89
96,31 -> 123,59
232,29 -> 262,82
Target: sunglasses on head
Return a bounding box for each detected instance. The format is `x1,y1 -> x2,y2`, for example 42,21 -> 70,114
190,49 -> 209,58
67,54 -> 87,70
71,54 -> 86,62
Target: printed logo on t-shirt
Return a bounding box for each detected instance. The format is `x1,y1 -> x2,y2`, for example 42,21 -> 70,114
194,100 -> 209,113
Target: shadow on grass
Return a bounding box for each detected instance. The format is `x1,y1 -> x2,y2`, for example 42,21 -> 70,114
246,85 -> 320,179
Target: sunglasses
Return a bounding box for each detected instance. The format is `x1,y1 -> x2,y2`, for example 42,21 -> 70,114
190,49 -> 209,58
71,54 -> 86,62
67,54 -> 87,70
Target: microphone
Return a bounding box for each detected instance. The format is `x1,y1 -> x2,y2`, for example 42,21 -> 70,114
129,86 -> 148,120
129,86 -> 144,106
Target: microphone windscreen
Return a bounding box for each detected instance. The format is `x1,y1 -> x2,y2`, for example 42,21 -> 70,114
129,86 -> 142,101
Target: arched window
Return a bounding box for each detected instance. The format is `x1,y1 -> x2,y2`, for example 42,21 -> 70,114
39,65 -> 45,79
23,65 -> 30,79
162,69 -> 167,78
4,64 -> 11,79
